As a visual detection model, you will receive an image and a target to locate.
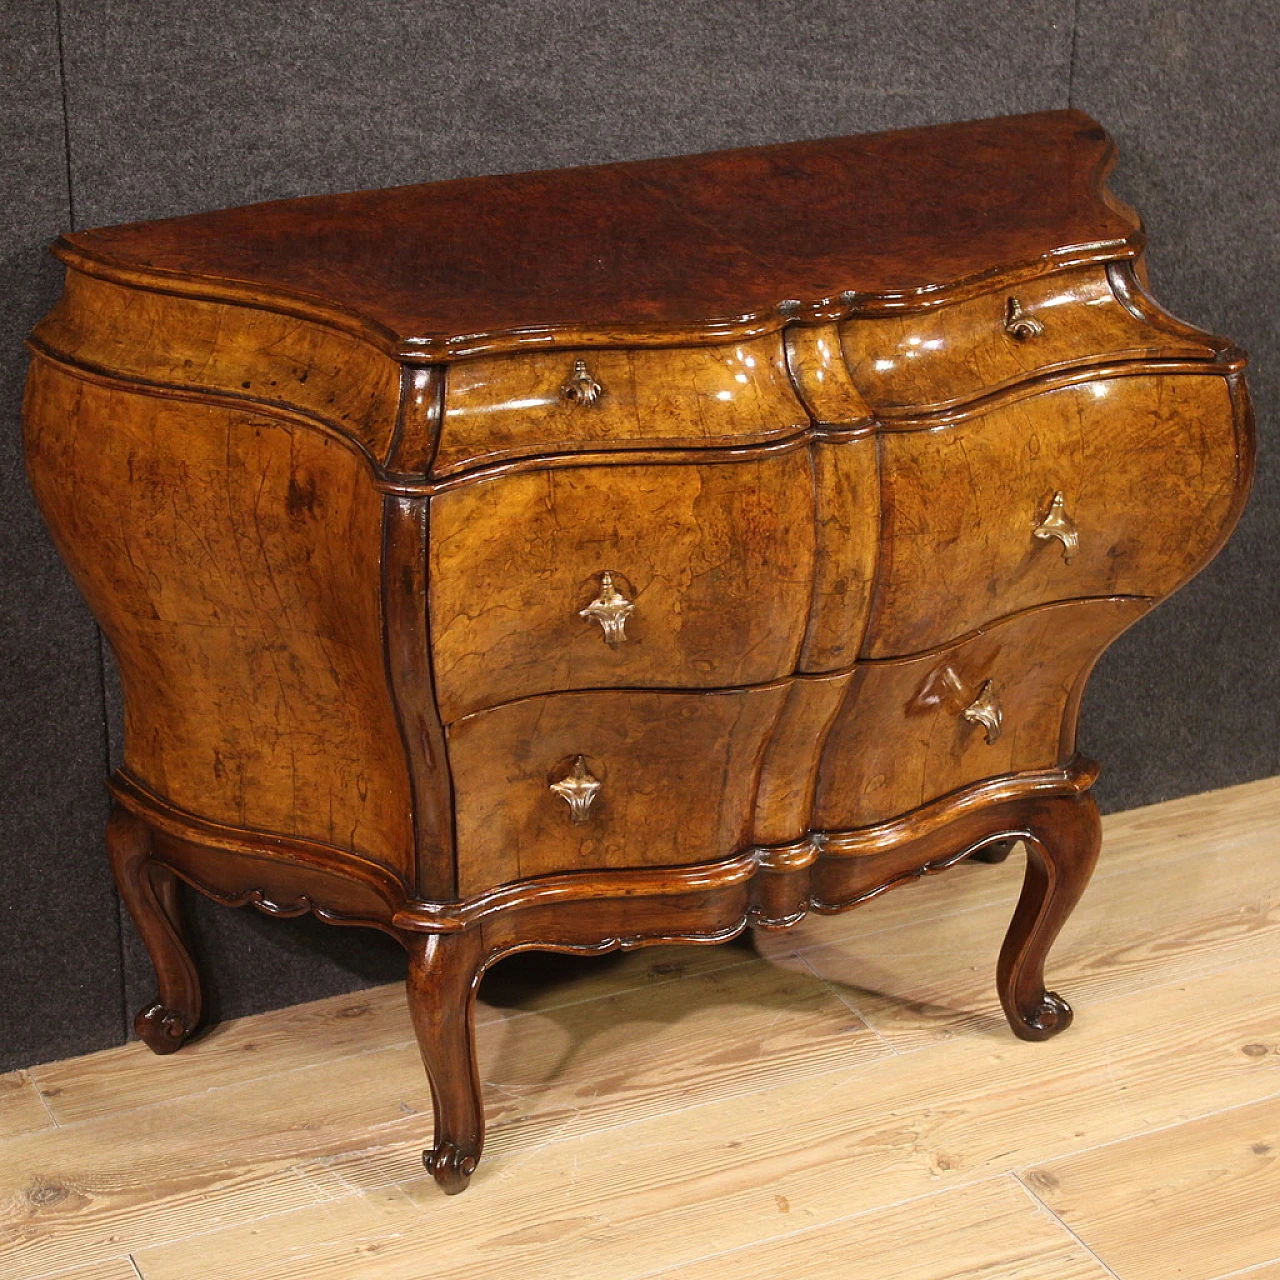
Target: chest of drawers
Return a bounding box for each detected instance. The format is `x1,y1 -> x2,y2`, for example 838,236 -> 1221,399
23,110 -> 1253,1193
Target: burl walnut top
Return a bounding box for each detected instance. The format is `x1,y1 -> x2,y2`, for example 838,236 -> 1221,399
55,110 -> 1139,359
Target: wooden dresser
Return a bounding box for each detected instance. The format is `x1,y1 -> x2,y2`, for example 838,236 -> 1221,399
23,110 -> 1252,1193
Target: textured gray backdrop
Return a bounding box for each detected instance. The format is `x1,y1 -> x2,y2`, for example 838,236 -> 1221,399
2,0 -> 1276,1072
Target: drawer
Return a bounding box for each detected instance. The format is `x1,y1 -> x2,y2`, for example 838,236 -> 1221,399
814,598 -> 1149,831
867,374 -> 1241,656
433,334 -> 807,475
841,265 -> 1217,413
448,685 -> 789,894
429,452 -> 817,722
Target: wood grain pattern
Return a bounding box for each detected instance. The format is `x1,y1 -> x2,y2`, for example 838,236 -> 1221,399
656,1177 -> 1113,1280
867,374 -> 1240,655
57,111 -> 1140,358
798,436 -> 881,671
447,685 -> 789,893
23,358 -> 415,877
751,672 -> 851,847
814,598 -> 1149,830
429,455 -> 816,722
107,804 -> 202,1054
380,496 -> 455,898
800,784 -> 1280,1049
26,1261 -> 142,1280
783,322 -> 874,425
434,336 -> 806,475
2,778 -> 1273,1278
126,950 -> 1280,1280
34,268 -> 402,459
0,1074 -> 53,1142
841,263 -> 1217,413
1026,1096 -> 1280,1280
17,112 -> 1256,1210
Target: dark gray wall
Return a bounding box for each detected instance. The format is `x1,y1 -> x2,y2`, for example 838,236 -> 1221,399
3,0 -> 1276,1072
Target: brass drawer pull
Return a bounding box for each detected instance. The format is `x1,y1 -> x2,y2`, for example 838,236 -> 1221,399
549,756 -> 601,823
561,358 -> 604,405
579,572 -> 634,645
1033,491 -> 1079,563
1003,296 -> 1044,341
962,680 -> 1003,744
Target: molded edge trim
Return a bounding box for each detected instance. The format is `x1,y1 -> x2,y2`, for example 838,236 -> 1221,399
52,238 -> 1144,364
108,758 -> 1097,936
31,333 -> 1242,495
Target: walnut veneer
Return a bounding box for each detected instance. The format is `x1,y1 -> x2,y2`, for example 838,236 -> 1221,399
23,110 -> 1253,1194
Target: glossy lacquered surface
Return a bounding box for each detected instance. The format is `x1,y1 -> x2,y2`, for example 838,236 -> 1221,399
867,373 -> 1246,656
55,111 -> 1140,358
22,111 -> 1254,1194
428,453 -> 817,721
435,337 -> 806,474
841,263 -> 1218,412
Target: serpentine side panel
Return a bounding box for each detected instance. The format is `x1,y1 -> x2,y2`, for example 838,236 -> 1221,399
23,355 -> 415,881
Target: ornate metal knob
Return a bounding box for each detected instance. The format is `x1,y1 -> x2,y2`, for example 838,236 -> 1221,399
579,572 -> 633,645
962,680 -> 1003,744
1033,491 -> 1079,563
561,359 -> 604,406
1003,296 -> 1044,341
549,756 -> 601,823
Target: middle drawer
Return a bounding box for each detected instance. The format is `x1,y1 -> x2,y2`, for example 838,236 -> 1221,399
429,452 -> 817,723
865,373 -> 1240,657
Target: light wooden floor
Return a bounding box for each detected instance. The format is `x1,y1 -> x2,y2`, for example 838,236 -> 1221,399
3,777 -> 1279,1280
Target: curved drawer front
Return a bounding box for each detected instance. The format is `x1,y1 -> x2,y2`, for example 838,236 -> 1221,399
866,373 -> 1242,657
434,335 -> 807,476
448,685 -> 789,894
841,265 -> 1216,414
429,453 -> 818,723
814,598 -> 1149,831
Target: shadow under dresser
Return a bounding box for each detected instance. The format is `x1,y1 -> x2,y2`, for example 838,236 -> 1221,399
23,109 -> 1253,1193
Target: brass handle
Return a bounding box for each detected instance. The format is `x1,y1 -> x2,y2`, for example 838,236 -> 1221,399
549,756 -> 601,823
1033,491 -> 1079,563
579,572 -> 633,646
962,680 -> 1003,745
1003,297 -> 1044,341
561,358 -> 604,406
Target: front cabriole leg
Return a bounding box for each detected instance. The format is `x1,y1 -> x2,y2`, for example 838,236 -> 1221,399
997,791 -> 1101,1040
405,927 -> 487,1193
105,802 -> 203,1053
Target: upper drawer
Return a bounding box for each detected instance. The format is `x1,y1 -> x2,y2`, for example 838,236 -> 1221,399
433,335 -> 808,476
866,374 -> 1244,657
428,451 -> 817,722
841,265 -> 1218,413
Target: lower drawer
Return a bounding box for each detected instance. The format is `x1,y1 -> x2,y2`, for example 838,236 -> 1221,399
812,598 -> 1150,830
448,685 -> 788,894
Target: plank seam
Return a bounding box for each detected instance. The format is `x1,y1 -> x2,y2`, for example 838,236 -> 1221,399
795,950 -> 901,1059
1012,1168 -> 1123,1279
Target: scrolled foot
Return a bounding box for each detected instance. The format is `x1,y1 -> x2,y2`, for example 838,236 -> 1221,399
423,1141 -> 479,1194
407,930 -> 487,1196
996,793 -> 1100,1045
1007,990 -> 1073,1042
134,1001 -> 196,1054
108,804 -> 204,1056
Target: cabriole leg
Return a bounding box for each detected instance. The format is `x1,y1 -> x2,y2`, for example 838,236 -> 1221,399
105,802 -> 203,1054
997,792 -> 1101,1041
406,927 -> 487,1194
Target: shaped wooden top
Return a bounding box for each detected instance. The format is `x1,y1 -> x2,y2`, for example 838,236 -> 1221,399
56,110 -> 1141,360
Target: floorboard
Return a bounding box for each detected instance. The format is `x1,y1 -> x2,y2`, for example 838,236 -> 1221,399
0,775 -> 1275,1280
